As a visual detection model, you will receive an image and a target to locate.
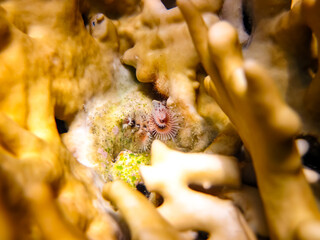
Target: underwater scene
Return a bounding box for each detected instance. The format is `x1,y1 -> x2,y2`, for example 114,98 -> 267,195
0,0 -> 320,239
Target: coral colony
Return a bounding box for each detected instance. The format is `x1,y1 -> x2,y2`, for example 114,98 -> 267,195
1,0 -> 320,239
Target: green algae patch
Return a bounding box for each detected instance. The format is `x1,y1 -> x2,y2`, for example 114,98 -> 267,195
109,150 -> 151,188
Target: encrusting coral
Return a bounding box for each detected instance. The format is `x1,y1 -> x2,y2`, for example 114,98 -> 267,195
0,0 -> 320,239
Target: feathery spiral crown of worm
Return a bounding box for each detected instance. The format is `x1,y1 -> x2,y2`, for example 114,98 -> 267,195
149,100 -> 179,141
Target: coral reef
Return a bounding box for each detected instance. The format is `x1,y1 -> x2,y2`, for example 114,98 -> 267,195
0,0 -> 320,239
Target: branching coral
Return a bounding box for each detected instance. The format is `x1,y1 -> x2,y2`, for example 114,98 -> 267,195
177,0 -> 320,238
220,185 -> 269,237
140,140 -> 256,240
220,0 -> 320,135
117,0 -> 226,151
0,0 -> 320,239
0,0 -> 116,123
120,0 -> 221,122
0,0 -> 124,239
103,180 -> 183,240
0,112 -> 119,239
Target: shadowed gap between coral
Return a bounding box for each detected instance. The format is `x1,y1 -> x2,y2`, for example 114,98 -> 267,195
161,0 -> 177,9
55,118 -> 68,134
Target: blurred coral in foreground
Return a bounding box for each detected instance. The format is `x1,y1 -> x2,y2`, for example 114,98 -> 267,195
0,0 -> 320,239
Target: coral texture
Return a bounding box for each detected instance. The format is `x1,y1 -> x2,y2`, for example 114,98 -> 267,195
140,140 -> 256,240
178,0 -> 320,238
119,0 -> 228,148
0,0 -> 320,239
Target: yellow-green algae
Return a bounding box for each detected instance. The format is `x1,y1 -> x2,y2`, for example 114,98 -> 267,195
110,150 -> 151,188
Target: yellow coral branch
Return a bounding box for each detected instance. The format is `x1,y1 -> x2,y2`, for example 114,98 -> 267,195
178,1 -> 320,238
0,112 -> 119,239
103,180 -> 181,240
141,140 -> 255,240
